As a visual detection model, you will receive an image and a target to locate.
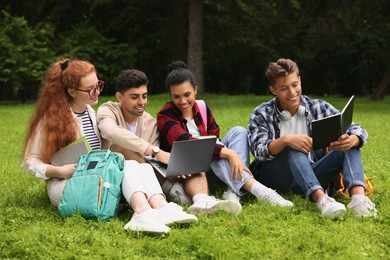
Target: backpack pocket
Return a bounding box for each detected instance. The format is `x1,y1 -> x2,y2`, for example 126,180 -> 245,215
58,174 -> 102,219
98,182 -> 122,220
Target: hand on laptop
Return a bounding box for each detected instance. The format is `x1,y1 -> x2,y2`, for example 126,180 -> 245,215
155,150 -> 170,165
175,173 -> 193,180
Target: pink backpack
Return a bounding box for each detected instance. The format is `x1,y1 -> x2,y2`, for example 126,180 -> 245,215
196,100 -> 207,131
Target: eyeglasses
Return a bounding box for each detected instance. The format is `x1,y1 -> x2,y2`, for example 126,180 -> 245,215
75,80 -> 104,97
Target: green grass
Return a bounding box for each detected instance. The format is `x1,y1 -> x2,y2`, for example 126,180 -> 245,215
1,94 -> 389,259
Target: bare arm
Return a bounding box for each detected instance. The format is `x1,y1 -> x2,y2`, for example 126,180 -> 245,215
45,164 -> 76,179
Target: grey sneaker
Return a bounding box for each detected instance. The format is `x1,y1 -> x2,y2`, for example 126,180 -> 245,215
188,196 -> 242,216
259,189 -> 294,207
348,196 -> 378,217
222,188 -> 240,203
166,182 -> 192,205
317,194 -> 346,219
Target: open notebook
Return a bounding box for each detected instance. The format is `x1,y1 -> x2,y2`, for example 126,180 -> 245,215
146,136 -> 217,178
311,95 -> 355,150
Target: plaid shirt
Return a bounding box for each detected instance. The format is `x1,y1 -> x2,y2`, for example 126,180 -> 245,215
157,101 -> 224,159
248,95 -> 368,162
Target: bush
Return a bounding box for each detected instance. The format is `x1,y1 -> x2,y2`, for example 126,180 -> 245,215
0,11 -> 137,102
0,10 -> 55,102
56,23 -> 137,96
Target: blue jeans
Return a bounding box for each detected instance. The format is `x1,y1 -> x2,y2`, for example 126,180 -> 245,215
209,126 -> 253,196
252,147 -> 366,198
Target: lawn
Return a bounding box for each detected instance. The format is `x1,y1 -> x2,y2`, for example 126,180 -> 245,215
1,94 -> 389,259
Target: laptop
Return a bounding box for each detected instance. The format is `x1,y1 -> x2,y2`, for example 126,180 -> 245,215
145,136 -> 217,178
312,95 -> 355,150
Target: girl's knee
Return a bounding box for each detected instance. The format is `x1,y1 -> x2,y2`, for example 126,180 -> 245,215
230,126 -> 247,137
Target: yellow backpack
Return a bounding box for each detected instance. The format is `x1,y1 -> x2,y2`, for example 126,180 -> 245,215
325,148 -> 374,199
333,172 -> 374,199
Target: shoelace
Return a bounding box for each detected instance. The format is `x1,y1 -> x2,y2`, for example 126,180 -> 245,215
267,192 -> 285,203
359,197 -> 376,210
318,195 -> 336,207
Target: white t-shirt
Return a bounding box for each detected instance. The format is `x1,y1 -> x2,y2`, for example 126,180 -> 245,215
185,118 -> 201,137
126,118 -> 138,134
279,114 -> 307,137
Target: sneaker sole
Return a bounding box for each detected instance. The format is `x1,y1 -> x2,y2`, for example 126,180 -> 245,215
258,198 -> 294,207
165,217 -> 198,225
218,200 -> 242,216
124,223 -> 170,234
325,209 -> 347,220
188,201 -> 242,216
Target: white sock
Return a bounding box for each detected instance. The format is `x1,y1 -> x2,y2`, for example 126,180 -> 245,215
351,194 -> 365,203
250,181 -> 272,199
192,193 -> 213,203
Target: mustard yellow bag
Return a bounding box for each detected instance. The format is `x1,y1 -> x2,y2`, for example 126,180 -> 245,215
334,172 -> 374,199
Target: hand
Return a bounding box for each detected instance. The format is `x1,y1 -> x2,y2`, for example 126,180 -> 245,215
329,134 -> 358,151
60,164 -> 77,179
176,173 -> 192,179
155,150 -> 170,165
222,148 -> 252,183
168,173 -> 193,181
46,164 -> 76,179
52,164 -> 76,179
285,134 -> 313,155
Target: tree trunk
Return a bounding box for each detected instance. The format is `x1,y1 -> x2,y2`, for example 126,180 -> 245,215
371,67 -> 390,101
188,0 -> 204,94
172,0 -> 186,61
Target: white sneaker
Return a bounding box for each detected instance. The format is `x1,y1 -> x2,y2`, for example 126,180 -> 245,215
317,194 -> 346,219
155,202 -> 198,225
222,188 -> 240,203
188,196 -> 242,216
258,189 -> 294,207
348,195 -> 378,217
166,182 -> 192,205
124,209 -> 170,234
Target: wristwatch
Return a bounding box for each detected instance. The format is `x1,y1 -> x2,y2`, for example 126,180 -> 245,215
152,146 -> 160,158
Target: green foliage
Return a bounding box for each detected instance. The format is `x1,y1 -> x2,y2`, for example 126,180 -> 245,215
0,10 -> 55,101
297,1 -> 390,96
1,95 -> 389,259
55,22 -> 137,96
1,1 -> 390,99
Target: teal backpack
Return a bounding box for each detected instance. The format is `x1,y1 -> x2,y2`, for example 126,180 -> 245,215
58,149 -> 125,221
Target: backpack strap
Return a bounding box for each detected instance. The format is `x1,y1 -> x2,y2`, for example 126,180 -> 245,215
196,100 -> 207,131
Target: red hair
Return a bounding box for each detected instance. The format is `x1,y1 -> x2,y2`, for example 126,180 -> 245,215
23,58 -> 96,163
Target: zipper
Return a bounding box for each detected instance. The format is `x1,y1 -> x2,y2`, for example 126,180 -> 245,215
97,175 -> 103,206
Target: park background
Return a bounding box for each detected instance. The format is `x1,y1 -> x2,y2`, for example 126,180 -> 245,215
1,0 -> 390,102
1,1 -> 390,259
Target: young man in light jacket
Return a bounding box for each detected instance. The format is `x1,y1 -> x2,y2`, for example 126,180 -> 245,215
98,69 -> 198,233
97,69 -> 240,218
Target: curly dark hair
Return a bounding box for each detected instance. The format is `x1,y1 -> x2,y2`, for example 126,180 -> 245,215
116,69 -> 149,93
